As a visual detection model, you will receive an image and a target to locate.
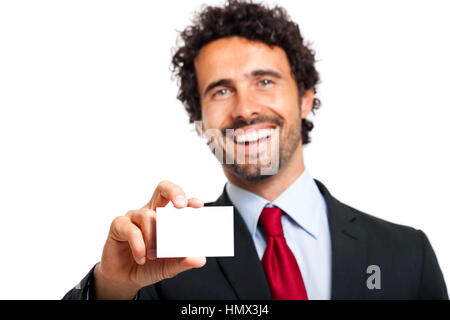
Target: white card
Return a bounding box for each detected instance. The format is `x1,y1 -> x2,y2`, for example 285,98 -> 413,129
156,206 -> 234,258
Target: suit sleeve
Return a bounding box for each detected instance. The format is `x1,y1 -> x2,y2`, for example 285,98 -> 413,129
62,265 -> 160,300
62,265 -> 96,300
418,230 -> 448,299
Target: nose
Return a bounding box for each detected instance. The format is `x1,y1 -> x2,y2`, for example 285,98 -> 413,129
230,89 -> 263,122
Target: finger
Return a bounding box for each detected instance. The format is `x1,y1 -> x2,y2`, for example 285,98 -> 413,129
144,180 -> 187,210
161,257 -> 207,280
127,209 -> 156,258
181,257 -> 207,269
110,216 -> 147,265
187,198 -> 204,208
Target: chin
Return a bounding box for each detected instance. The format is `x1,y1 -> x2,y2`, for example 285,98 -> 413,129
227,163 -> 278,182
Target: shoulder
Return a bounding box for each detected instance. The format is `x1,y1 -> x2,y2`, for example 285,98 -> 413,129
340,201 -> 448,299
314,178 -> 424,248
346,201 -> 423,244
336,198 -> 431,280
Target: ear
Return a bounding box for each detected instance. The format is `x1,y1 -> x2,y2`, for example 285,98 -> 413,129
300,88 -> 315,119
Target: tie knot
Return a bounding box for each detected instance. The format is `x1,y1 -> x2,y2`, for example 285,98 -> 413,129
259,206 -> 284,237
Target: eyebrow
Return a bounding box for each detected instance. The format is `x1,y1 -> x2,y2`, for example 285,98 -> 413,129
202,69 -> 283,97
251,69 -> 282,79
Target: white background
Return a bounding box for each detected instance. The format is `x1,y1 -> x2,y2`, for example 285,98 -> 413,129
0,0 -> 449,299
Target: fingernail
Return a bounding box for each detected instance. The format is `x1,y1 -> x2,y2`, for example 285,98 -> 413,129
174,195 -> 187,207
138,257 -> 146,265
147,248 -> 156,260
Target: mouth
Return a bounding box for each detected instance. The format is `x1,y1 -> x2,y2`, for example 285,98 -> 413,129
226,124 -> 278,150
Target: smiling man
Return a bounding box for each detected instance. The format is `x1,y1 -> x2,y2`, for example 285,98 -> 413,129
195,35 -> 313,195
64,0 -> 448,300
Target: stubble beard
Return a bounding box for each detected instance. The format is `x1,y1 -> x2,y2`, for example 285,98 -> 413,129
223,117 -> 302,182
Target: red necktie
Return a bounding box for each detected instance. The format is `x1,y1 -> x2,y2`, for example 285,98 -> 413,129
259,206 -> 308,300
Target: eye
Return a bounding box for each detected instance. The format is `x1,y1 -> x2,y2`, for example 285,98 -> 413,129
213,88 -> 230,97
258,79 -> 274,87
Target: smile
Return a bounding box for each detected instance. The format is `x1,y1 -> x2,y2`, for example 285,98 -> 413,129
234,128 -> 275,144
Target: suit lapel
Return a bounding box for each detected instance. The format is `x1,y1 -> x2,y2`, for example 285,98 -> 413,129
206,188 -> 272,300
207,180 -> 367,300
314,179 -> 367,299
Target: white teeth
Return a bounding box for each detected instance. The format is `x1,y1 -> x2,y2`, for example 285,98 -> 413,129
235,128 -> 274,144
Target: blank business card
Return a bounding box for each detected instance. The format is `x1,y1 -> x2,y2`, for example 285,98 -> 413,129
156,206 -> 234,258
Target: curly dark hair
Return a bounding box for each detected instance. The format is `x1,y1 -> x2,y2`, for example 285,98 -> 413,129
171,0 -> 321,145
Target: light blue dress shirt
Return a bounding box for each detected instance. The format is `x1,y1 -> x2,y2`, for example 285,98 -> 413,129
225,169 -> 332,300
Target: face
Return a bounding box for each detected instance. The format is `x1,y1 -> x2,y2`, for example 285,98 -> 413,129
195,36 -> 313,181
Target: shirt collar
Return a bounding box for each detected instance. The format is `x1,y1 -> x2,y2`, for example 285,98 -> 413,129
225,169 -> 326,239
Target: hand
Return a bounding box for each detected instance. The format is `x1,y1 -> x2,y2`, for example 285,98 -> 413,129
93,180 -> 206,299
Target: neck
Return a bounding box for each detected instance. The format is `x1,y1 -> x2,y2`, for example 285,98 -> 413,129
223,144 -> 305,202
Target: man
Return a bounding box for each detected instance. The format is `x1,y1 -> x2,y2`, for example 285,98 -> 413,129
64,0 -> 448,300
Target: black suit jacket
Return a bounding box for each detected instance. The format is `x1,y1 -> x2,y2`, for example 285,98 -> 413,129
63,179 -> 448,300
